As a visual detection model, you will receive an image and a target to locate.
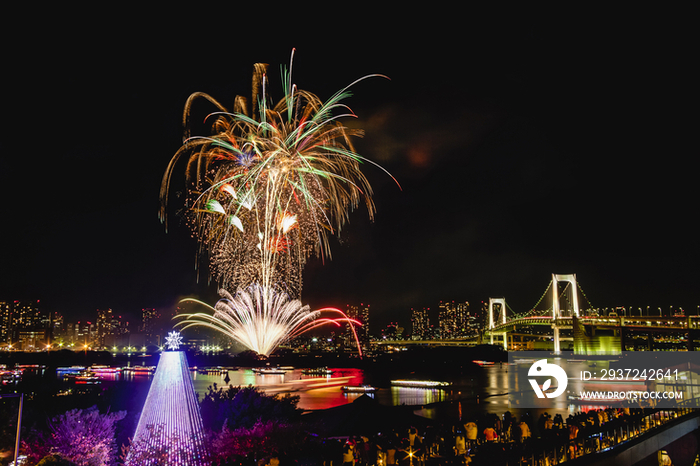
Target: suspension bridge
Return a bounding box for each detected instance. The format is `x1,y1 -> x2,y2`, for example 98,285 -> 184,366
484,273 -> 700,353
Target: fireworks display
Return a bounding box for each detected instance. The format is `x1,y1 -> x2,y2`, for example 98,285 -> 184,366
163,51 -> 392,355
176,285 -> 361,357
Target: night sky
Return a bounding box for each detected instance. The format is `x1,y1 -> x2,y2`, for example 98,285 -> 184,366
1,10 -> 695,331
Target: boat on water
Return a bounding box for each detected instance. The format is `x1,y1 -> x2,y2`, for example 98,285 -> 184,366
341,385 -> 377,393
89,365 -> 122,374
75,370 -> 100,384
0,368 -> 21,384
252,367 -> 287,375
59,368 -> 100,384
56,366 -> 86,373
123,366 -> 156,375
390,379 -> 451,388
195,366 -> 231,375
57,366 -> 87,381
301,367 -> 333,375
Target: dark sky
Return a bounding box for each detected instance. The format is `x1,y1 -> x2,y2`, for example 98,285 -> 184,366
1,9 -> 695,330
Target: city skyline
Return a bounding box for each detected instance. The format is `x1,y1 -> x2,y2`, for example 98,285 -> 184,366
3,293 -> 695,353
1,13 -> 695,332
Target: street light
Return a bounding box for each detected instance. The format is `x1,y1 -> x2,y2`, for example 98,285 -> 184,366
0,393 -> 24,466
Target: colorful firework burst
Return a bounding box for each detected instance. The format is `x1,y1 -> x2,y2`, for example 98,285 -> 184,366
176,284 -> 361,357
160,51 -> 394,295
163,51 -> 394,356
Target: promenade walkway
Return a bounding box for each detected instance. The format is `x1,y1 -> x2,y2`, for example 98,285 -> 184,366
430,407 -> 699,466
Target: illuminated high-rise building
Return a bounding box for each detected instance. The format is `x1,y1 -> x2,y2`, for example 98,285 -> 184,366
51,312 -> 64,340
69,321 -> 96,348
6,300 -> 46,350
438,301 -> 471,338
0,301 -> 11,344
142,308 -> 161,344
345,303 -> 370,349
455,301 -> 470,337
438,301 -> 456,338
66,322 -> 76,344
11,300 -> 42,330
411,307 -> 430,340
96,308 -> 114,347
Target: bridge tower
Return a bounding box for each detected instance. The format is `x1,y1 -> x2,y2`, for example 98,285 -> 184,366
552,273 -> 579,353
552,273 -> 580,318
488,298 -> 507,349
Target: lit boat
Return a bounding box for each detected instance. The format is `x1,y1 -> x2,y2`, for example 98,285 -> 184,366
56,366 -> 86,373
341,385 -> 377,393
90,365 -> 122,374
75,370 -> 100,384
196,366 -> 230,375
301,367 -> 333,375
0,369 -> 20,384
57,366 -> 86,380
124,366 -> 156,375
252,367 -> 287,375
391,379 -> 451,388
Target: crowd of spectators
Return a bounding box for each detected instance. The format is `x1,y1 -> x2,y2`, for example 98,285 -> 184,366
213,406 -> 686,465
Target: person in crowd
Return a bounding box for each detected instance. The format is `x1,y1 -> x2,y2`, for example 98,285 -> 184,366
464,420 -> 478,448
455,432 -> 467,456
356,436 -> 370,465
553,413 -> 564,430
518,418 -> 531,442
483,424 -> 498,442
342,440 -> 355,466
385,437 -> 397,466
568,422 -> 579,459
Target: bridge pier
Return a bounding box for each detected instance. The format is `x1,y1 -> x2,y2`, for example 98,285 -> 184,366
489,332 -> 508,350
553,324 -> 561,354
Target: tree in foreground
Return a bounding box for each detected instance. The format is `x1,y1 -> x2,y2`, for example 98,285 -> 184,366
200,384 -> 313,461
35,454 -> 79,465
210,420 -> 309,460
199,384 -> 301,432
27,406 -> 126,466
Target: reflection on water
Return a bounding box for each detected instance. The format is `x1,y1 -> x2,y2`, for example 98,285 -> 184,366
105,367 -> 459,412
191,368 -> 365,410
390,386 -> 448,406
484,364 -> 511,398
85,362 -> 610,423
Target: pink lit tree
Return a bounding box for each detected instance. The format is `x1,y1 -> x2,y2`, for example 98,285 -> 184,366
41,406 -> 126,466
210,420 -> 309,461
